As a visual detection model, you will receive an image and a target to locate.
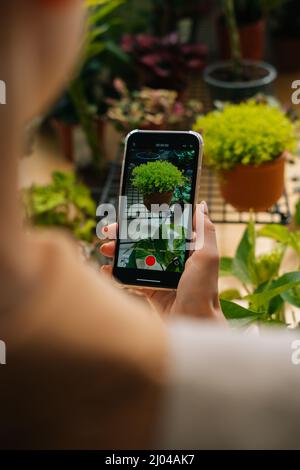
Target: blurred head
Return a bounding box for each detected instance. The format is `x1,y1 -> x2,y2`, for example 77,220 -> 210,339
0,0 -> 84,121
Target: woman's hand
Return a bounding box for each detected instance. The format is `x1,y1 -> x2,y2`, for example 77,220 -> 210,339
100,201 -> 226,324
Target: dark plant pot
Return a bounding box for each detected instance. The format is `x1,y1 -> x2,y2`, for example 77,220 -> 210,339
143,191 -> 173,211
52,120 -> 74,162
273,36 -> 300,72
218,19 -> 266,61
203,60 -> 277,103
219,155 -> 285,212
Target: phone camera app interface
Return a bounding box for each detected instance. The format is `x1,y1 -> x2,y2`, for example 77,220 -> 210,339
117,141 -> 196,274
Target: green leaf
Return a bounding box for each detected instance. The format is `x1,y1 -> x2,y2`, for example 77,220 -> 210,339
32,191 -> 66,214
220,299 -> 262,319
255,246 -> 285,285
281,285 -> 300,308
86,24 -> 109,43
52,171 -> 75,187
232,219 -> 258,286
88,0 -> 125,26
245,271 -> 300,308
71,186 -> 96,216
220,289 -> 242,301
220,257 -> 233,276
268,294 -> 284,315
23,171 -> 96,243
104,41 -> 129,63
258,224 -> 290,242
85,43 -> 106,62
74,219 -> 96,242
258,224 -> 300,257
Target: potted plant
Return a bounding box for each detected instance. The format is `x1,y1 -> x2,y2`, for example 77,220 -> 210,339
194,101 -> 296,211
217,0 -> 287,61
271,0 -> 300,72
48,0 -> 129,187
106,79 -> 203,133
204,0 -> 278,103
22,172 -> 96,243
220,220 -> 300,328
131,161 -> 185,211
121,32 -> 207,97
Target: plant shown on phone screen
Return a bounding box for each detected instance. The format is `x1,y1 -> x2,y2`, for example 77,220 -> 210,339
126,224 -> 186,272
132,161 -> 185,195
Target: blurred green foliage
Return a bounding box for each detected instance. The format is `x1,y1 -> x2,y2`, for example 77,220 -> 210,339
23,172 -> 96,242
220,220 -> 300,327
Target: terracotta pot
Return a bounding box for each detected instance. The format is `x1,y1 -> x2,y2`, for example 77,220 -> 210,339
52,120 -> 74,161
218,18 -> 266,62
219,155 -> 285,212
143,191 -> 173,211
52,118 -> 106,162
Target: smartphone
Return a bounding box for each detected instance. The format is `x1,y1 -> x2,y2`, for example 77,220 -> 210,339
112,130 -> 203,290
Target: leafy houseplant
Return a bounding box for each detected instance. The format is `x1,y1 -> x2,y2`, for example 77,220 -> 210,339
106,79 -> 203,132
194,101 -> 296,211
23,172 -> 96,243
132,161 -> 185,210
122,32 -> 207,94
204,0 -> 279,103
49,0 -> 129,174
220,220 -> 300,328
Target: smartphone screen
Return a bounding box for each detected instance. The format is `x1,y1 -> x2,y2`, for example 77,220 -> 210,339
113,130 -> 203,289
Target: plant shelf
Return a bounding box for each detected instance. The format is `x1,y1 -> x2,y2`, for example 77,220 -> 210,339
99,160 -> 293,226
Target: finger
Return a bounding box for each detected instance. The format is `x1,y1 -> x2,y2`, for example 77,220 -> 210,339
192,200 -> 208,231
138,288 -> 157,299
101,223 -> 118,240
100,265 -> 113,278
100,241 -> 116,258
190,201 -> 218,261
192,201 -> 214,252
